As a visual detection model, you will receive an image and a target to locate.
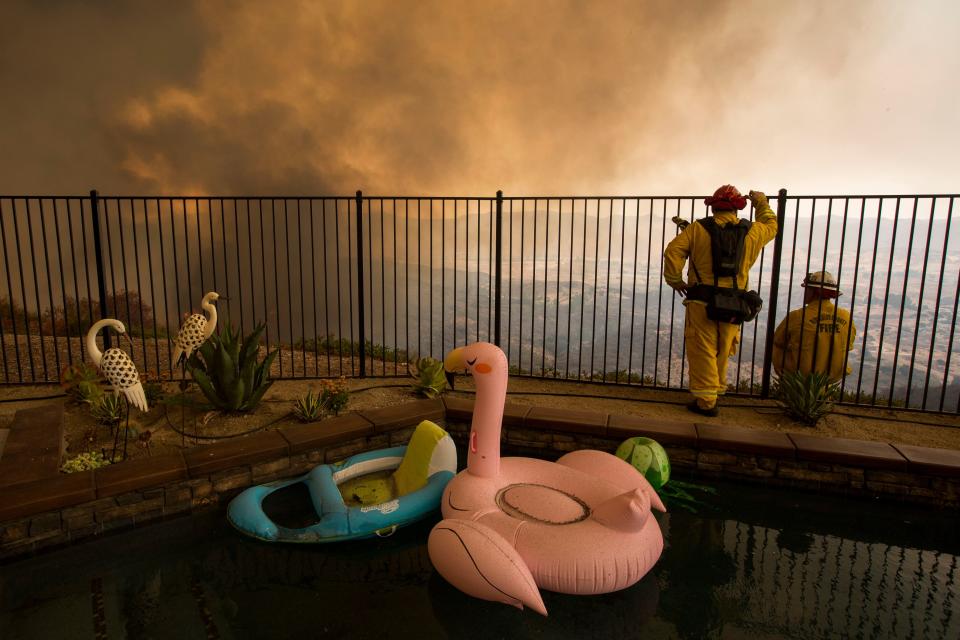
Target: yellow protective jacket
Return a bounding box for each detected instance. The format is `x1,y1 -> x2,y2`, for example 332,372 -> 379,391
772,299 -> 856,381
663,203 -> 778,297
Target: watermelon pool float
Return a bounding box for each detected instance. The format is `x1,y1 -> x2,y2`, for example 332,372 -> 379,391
615,437 -> 671,490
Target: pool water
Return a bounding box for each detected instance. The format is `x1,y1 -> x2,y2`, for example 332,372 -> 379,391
2,478 -> 958,639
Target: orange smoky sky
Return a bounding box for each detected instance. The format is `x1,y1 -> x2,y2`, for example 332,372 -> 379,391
1,0 -> 957,197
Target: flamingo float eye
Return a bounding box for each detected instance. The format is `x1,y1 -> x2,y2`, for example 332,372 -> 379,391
466,357 -> 477,367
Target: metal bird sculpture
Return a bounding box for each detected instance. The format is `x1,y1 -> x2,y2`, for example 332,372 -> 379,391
85,318 -> 149,412
172,291 -> 224,364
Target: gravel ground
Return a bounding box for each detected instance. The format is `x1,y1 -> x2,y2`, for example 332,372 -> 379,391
0,334 -> 409,383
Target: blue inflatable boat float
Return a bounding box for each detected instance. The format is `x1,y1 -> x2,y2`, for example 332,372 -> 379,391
228,420 -> 457,543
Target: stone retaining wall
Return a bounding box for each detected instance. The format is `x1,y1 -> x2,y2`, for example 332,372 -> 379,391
3,396 -> 959,561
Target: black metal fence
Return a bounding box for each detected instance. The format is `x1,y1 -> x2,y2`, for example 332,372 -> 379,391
2,190 -> 959,414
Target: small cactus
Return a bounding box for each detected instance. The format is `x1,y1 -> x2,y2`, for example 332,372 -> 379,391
293,389 -> 325,422
410,357 -> 447,398
88,394 -> 123,425
776,371 -> 839,426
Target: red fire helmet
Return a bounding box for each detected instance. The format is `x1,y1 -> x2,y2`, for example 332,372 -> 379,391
704,185 -> 747,211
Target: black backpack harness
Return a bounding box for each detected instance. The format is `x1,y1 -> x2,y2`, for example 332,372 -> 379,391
686,218 -> 764,324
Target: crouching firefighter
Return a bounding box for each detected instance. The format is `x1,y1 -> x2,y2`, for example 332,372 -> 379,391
663,185 -> 778,416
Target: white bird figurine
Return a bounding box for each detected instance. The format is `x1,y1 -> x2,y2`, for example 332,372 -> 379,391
172,291 -> 223,363
85,319 -> 149,412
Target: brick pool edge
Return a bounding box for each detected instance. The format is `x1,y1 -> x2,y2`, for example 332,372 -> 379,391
2,396 -> 959,561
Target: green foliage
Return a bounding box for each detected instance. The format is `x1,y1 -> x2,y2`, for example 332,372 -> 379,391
144,381 -> 165,406
293,389 -> 326,422
410,357 -> 447,398
89,393 -> 123,425
776,371 -> 840,425
61,362 -> 102,405
295,335 -> 410,363
727,380 -> 764,394
185,323 -> 279,412
319,377 -> 349,415
659,481 -> 718,514
61,451 -> 112,473
142,370 -> 167,406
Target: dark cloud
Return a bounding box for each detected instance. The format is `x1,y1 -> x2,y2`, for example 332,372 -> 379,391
1,1 -> 957,196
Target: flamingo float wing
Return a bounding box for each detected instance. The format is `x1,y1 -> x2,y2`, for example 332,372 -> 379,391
428,519 -> 548,616
555,449 -> 666,513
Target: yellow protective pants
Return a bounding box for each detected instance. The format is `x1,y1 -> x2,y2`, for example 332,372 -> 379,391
684,302 -> 741,408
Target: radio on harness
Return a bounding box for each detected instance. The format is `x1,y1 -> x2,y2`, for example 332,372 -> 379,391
687,218 -> 763,325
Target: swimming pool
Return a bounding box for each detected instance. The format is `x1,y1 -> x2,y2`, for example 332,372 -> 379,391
2,478 -> 958,639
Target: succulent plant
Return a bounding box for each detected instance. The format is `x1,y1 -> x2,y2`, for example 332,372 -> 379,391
185,322 -> 278,412
293,389 -> 326,422
410,357 -> 447,398
61,451 -> 112,473
88,393 -> 123,425
776,371 -> 840,426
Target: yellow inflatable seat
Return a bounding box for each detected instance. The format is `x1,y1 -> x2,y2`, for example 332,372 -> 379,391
337,420 -> 450,506
394,420 -> 449,496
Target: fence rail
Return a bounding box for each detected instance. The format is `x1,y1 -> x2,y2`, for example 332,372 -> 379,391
2,190 -> 959,414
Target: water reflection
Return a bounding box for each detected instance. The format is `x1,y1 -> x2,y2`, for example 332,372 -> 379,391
2,481 -> 959,639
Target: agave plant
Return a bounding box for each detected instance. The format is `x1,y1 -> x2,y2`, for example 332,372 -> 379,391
88,393 -> 123,425
185,323 -> 278,412
410,357 -> 447,398
776,371 -> 840,426
293,389 -> 325,422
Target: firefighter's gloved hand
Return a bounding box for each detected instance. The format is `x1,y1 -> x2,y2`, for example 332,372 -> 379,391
748,190 -> 768,208
671,282 -> 688,298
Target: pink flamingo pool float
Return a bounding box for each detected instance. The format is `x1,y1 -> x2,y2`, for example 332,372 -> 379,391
427,342 -> 665,615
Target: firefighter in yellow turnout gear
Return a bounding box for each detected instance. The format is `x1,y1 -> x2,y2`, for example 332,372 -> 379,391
772,271 -> 857,382
664,185 -> 778,416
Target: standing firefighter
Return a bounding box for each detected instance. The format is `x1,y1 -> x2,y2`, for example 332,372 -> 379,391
772,271 -> 857,382
664,185 -> 778,416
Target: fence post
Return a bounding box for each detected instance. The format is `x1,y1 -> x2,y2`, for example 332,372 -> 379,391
355,190 -> 366,377
760,188 -> 788,398
494,190 -> 503,348
89,189 -> 111,349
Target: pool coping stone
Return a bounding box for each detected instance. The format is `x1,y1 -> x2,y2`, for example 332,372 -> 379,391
278,413 -> 374,454
94,452 -> 189,498
891,443 -> 960,477
696,423 -> 797,458
0,471 -> 95,522
183,431 -> 290,478
524,406 -> 608,436
789,433 -> 908,471
607,415 -> 698,447
358,398 -> 445,433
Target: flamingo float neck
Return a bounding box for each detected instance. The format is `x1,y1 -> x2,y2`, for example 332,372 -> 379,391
446,342 -> 509,478
85,318 -> 117,366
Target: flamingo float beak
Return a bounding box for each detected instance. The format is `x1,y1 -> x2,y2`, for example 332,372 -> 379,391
444,347 -> 467,390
